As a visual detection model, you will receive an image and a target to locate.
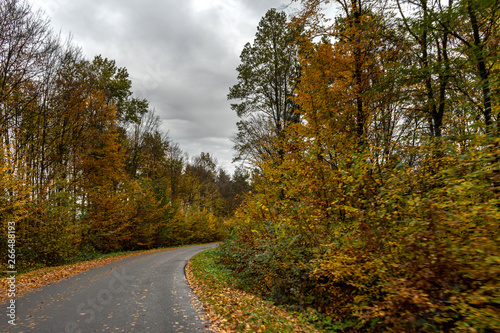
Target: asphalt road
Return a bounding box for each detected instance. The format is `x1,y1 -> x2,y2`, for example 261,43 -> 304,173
2,243 -> 218,333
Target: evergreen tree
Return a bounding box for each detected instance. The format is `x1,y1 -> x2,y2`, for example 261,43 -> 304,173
228,8 -> 302,165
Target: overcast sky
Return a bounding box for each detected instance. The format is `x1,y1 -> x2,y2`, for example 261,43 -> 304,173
28,0 -> 297,174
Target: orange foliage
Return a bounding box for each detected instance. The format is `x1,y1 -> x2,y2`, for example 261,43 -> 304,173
218,1 -> 500,331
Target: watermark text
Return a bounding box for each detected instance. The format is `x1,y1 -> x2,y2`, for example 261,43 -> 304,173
6,221 -> 16,325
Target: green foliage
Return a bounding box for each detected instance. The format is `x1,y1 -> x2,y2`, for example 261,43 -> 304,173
87,55 -> 149,124
189,248 -> 319,332
228,8 -> 302,165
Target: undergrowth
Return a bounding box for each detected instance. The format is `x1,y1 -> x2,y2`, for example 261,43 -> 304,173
188,248 -> 319,332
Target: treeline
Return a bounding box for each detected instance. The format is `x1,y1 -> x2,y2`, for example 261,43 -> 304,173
0,0 -> 249,271
220,1 -> 499,332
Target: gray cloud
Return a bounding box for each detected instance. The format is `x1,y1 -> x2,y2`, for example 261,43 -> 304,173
30,0 -> 291,173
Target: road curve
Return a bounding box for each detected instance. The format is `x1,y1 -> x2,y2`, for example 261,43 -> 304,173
2,243 -> 217,333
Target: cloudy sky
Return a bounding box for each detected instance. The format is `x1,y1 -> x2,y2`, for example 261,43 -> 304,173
28,0 -> 298,174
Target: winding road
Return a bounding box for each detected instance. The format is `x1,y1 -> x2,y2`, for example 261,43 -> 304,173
2,243 -> 217,333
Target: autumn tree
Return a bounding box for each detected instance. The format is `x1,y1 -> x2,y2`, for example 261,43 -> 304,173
125,109 -> 164,178
216,167 -> 251,215
0,0 -> 239,274
218,0 -> 500,331
182,153 -> 222,211
0,0 -> 58,133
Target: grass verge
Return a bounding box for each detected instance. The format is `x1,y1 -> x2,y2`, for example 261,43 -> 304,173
186,248 -> 319,333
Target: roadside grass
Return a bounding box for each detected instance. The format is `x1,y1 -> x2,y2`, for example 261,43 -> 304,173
187,248 -> 319,333
0,244 -> 205,303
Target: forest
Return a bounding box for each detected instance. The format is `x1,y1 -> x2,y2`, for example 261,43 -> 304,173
1,0 -> 499,331
0,0 -> 250,272
219,0 -> 499,332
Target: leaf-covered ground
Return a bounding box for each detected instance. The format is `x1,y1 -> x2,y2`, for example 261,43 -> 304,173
186,248 -> 318,333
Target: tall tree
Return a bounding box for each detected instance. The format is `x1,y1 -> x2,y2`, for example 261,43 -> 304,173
124,109 -> 163,178
0,0 -> 58,133
438,0 -> 499,133
219,1 -> 500,331
85,55 -> 149,125
228,8 -> 302,165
